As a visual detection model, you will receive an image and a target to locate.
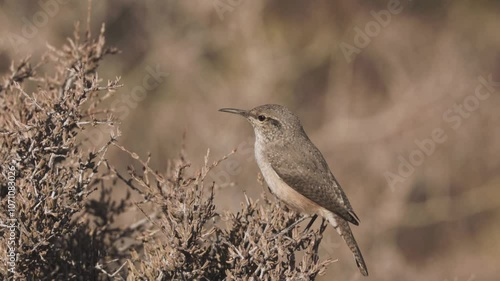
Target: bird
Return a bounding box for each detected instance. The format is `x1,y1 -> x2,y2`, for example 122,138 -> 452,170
219,104 -> 368,276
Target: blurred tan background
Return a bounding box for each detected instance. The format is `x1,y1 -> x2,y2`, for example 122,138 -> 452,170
1,0 -> 500,280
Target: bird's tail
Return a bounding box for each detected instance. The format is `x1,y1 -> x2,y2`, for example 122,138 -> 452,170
326,212 -> 369,276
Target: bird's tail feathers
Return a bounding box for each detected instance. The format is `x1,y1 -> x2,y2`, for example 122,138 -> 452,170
326,212 -> 368,276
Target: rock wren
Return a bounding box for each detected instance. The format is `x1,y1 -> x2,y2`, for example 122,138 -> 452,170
219,104 -> 368,276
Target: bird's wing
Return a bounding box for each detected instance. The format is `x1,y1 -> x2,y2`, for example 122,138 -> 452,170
267,140 -> 360,225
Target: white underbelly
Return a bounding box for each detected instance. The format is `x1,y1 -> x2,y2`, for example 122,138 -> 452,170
255,143 -> 320,214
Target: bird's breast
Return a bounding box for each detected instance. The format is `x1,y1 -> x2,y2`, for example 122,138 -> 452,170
254,142 -> 320,214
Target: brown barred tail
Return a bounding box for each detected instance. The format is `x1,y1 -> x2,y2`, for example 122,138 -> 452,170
326,212 -> 369,276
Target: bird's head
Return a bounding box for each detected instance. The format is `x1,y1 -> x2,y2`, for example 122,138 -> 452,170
219,104 -> 304,143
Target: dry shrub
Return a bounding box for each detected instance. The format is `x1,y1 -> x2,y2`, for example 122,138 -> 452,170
0,22 -> 335,280
0,23 -> 120,280
115,146 -> 333,280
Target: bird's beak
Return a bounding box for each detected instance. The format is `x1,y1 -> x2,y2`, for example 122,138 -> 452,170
218,108 -> 249,117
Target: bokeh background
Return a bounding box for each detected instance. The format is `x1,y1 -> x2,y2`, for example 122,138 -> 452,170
1,0 -> 499,280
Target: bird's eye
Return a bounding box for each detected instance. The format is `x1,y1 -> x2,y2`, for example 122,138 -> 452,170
257,115 -> 266,122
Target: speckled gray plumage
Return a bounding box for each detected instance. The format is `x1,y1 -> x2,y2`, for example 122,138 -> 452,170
219,104 -> 368,276
264,129 -> 360,225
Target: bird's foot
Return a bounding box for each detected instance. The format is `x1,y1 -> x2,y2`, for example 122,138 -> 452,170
268,214 -> 314,240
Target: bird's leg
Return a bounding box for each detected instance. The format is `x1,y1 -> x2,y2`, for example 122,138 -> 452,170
269,214 -> 313,240
302,214 -> 318,233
